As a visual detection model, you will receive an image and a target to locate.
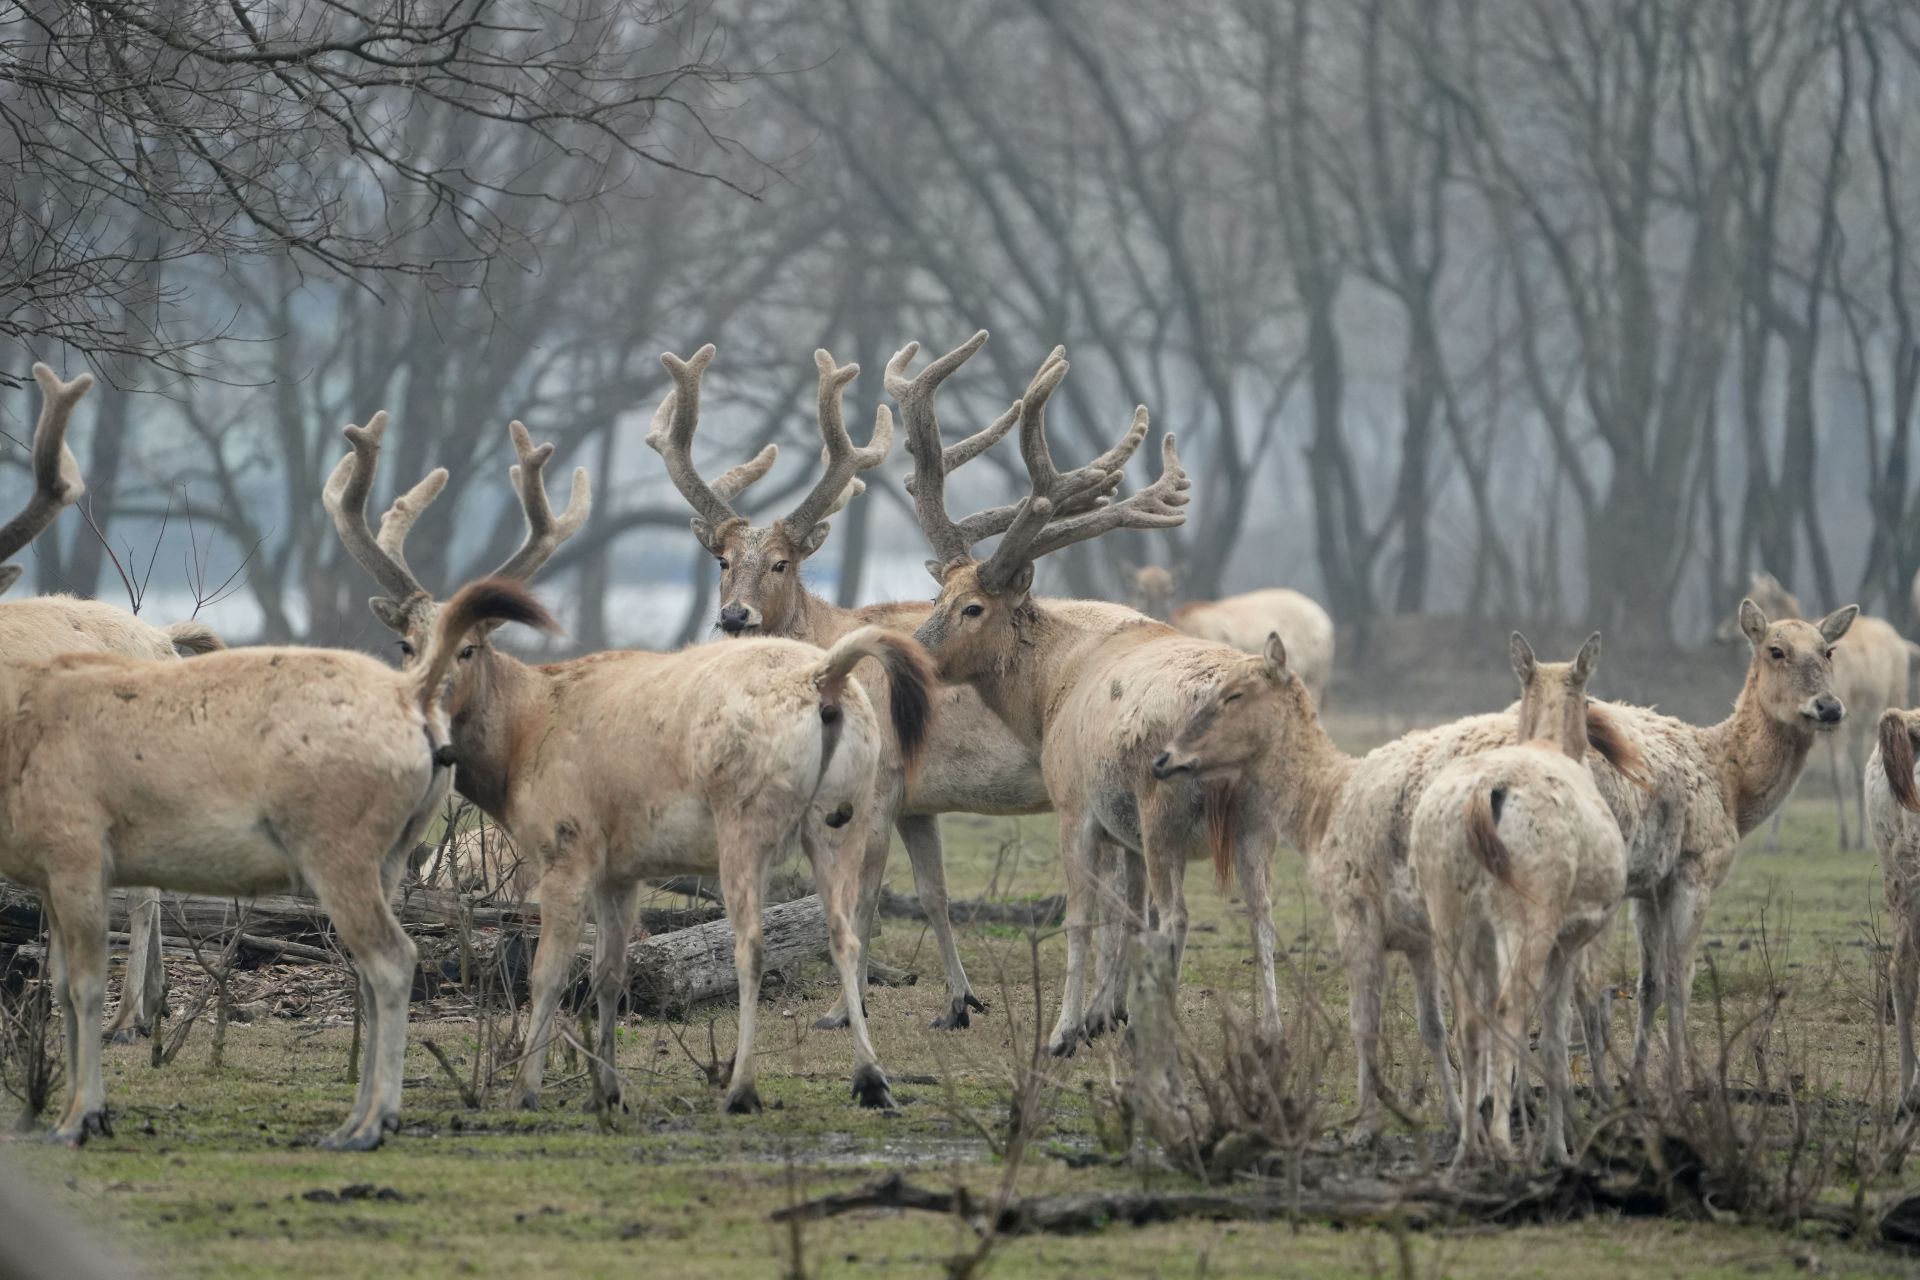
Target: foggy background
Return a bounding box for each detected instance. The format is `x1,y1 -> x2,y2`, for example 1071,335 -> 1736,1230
4,0 -> 1918,706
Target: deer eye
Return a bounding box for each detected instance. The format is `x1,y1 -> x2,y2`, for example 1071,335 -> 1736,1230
396,640 -> 416,659
1223,692 -> 1243,705
1769,646 -> 1785,660
962,603 -> 984,618
1825,647 -> 1835,661
773,560 -> 789,574
717,558 -> 730,571
458,645 -> 476,660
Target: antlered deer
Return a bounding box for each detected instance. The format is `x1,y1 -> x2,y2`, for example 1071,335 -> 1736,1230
1411,634 -> 1627,1165
650,345 -> 1054,1028
1124,564 -> 1335,707
1156,599 -> 1849,1137
1716,571 -> 1908,848
892,333 -> 1309,1056
0,370 -> 540,1148
1866,707 -> 1920,1110
0,367 -> 225,1045
327,400 -> 930,1113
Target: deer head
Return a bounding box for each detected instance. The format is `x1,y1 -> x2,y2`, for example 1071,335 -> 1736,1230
1510,631 -> 1601,760
1152,634 -> 1308,781
0,364 -> 91,596
1733,597 -> 1854,730
889,332 -> 1189,679
1713,570 -> 1800,644
1123,561 -> 1185,622
324,411 -> 588,705
647,346 -> 893,637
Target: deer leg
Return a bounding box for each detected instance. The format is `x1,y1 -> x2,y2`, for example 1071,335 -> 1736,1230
1410,946 -> 1462,1139
1629,896 -> 1664,1094
1233,810 -> 1286,1047
811,812 -> 891,1032
1048,805 -> 1102,1057
511,865 -> 591,1113
1141,790 -> 1192,975
1086,840 -> 1143,1040
1850,726 -> 1869,851
1340,915 -> 1389,1147
896,815 -> 981,1031
1659,879 -> 1709,1105
45,873 -> 111,1146
1893,906 -> 1920,1110
805,816 -> 892,1110
591,880 -> 643,1111
716,818 -> 771,1115
104,888 -> 164,1044
1576,911 -> 1617,1108
1446,953 -> 1481,1167
1540,946 -> 1578,1166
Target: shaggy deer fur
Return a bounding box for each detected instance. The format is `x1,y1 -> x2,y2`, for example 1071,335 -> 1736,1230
3,577 -> 550,1147
890,333 -> 1304,1058
649,344 -> 1047,1029
327,408 -> 932,1113
1125,563 -> 1335,707
1865,707 -> 1920,1110
0,367 -> 227,1044
1716,571 -> 1908,848
1156,600 -> 1850,1138
1410,634 -> 1627,1165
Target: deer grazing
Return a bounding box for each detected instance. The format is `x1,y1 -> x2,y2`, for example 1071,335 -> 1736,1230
1866,707 -> 1920,1111
1410,634 -> 1628,1165
891,332 -> 1314,1057
1716,571 -> 1908,848
649,344 -> 1050,1029
0,367 -> 226,1046
327,396 -> 931,1114
1156,598 -> 1849,1139
0,368 -> 544,1147
1124,563 -> 1335,707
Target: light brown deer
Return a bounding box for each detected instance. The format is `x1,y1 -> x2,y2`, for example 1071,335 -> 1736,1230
891,333 -> 1305,1057
327,403 -> 930,1114
649,345 -> 1048,1029
1410,634 -> 1627,1165
0,377 -> 548,1146
1124,563 -> 1335,707
1715,571 -> 1907,848
1156,599 -> 1850,1138
1866,707 -> 1920,1110
0,367 -> 226,1045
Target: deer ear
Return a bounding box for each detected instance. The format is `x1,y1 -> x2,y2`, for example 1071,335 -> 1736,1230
370,597 -> 411,632
1573,631 -> 1602,683
690,517 -> 721,555
1739,598 -> 1768,646
1263,631 -> 1289,678
0,565 -> 20,595
1008,563 -> 1035,599
796,522 -> 832,557
1509,632 -> 1537,684
1818,604 -> 1859,643
925,559 -> 948,585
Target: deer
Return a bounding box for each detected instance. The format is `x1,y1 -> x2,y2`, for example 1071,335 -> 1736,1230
0,367 -> 226,1046
325,397 -> 933,1115
0,370 -> 546,1148
890,332 -> 1312,1058
1155,598 -> 1850,1140
649,345 -> 1053,1029
1410,634 -> 1628,1166
1123,563 -> 1335,707
1866,707 -> 1920,1111
1715,570 -> 1908,848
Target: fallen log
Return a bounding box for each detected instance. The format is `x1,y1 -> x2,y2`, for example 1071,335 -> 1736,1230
878,889 -> 1065,929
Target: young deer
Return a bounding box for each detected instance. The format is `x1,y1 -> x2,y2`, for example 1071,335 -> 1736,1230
1715,571 -> 1906,848
326,407 -> 930,1113
1410,634 -> 1628,1165
649,345 -> 1048,1028
1866,707 -> 1920,1110
0,367 -> 225,1045
0,380 -> 550,1147
1124,564 -> 1335,707
892,333 -> 1303,1057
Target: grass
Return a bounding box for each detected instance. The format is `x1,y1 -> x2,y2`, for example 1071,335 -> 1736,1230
6,746 -> 1918,1278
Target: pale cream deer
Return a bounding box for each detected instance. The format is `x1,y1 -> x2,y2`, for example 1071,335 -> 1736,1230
1124,563 -> 1335,707
326,399 -> 930,1113
1410,634 -> 1628,1165
1865,707 -> 1920,1110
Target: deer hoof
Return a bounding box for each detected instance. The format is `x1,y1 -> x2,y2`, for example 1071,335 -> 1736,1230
724,1085 -> 763,1116
930,998 -> 973,1031
851,1065 -> 894,1110
317,1125 -> 385,1153
811,1009 -> 851,1032
1046,1029 -> 1084,1059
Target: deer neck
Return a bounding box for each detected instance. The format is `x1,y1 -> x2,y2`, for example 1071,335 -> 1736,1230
1258,711 -> 1358,855
446,651 -> 546,828
964,601 -> 1103,750
1702,673 -> 1816,837
792,589 -> 860,645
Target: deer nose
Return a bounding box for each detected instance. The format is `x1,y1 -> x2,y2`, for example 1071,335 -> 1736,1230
1814,695 -> 1843,724
1151,751 -> 1176,780
718,604 -> 751,634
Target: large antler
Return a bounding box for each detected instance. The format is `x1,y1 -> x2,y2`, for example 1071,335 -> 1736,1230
492,420 -> 591,581
644,345 -> 743,543
0,363 -> 91,594
322,411 -> 447,607
887,333 -> 1155,585
779,349 -> 894,540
